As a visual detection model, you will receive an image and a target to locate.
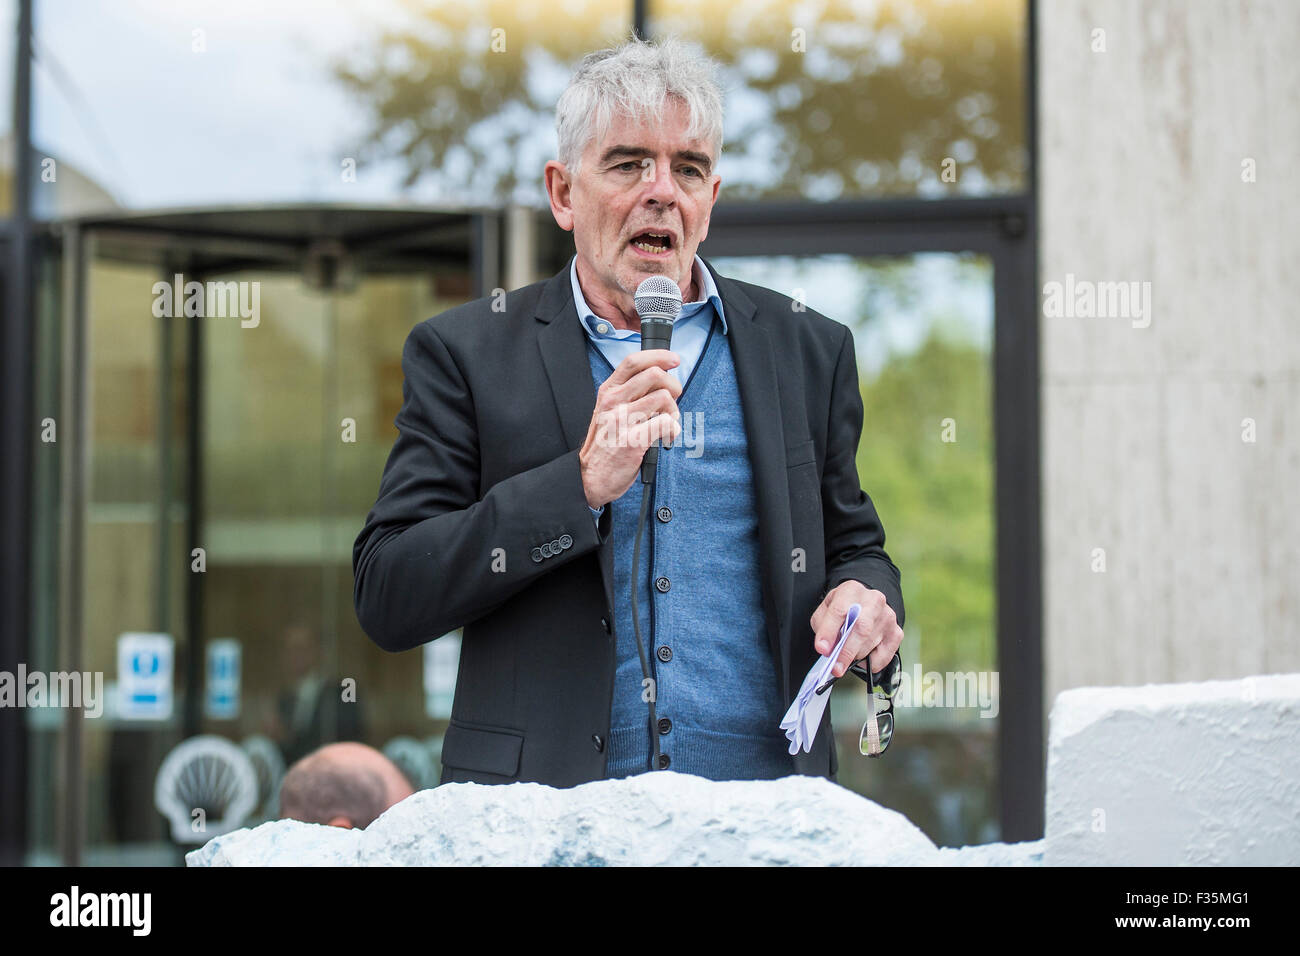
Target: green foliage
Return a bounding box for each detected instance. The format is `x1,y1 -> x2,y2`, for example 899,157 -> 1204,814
855,332 -> 995,674
331,0 -> 1027,204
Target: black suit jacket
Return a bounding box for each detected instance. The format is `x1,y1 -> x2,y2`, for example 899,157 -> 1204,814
352,257 -> 903,787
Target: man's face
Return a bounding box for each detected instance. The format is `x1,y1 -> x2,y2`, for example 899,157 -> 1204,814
546,96 -> 720,308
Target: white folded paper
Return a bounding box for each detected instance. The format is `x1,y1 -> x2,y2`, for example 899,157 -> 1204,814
779,603 -> 860,755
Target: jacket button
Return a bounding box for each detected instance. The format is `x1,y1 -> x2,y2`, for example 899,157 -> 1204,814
592,734 -> 604,753
550,538 -> 562,553
655,576 -> 670,593
559,534 -> 573,549
540,542 -> 553,558
601,617 -> 611,634
658,717 -> 672,735
656,645 -> 672,663
657,753 -> 671,770
656,506 -> 673,523
530,547 -> 543,563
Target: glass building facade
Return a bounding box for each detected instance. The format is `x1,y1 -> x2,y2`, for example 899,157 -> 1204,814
1,0 -> 1038,864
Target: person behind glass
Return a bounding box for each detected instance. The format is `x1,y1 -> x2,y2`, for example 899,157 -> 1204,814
264,622 -> 364,767
353,35 -> 904,786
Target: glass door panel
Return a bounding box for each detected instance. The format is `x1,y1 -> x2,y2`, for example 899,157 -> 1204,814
711,252 -> 999,845
43,245 -> 473,864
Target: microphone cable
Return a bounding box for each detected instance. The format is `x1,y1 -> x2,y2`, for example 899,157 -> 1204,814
630,478 -> 662,772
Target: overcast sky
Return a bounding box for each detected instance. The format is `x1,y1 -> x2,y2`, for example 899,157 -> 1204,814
23,0 -> 423,208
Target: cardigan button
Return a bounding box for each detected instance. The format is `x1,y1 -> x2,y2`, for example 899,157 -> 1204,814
656,506 -> 673,523
654,576 -> 670,593
657,717 -> 672,735
657,753 -> 671,770
656,645 -> 672,663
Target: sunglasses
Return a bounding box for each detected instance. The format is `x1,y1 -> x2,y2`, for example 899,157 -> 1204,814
816,649 -> 901,757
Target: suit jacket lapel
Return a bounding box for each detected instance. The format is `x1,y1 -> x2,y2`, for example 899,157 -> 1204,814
702,257 -> 795,702
534,267 -> 616,615
535,268 -> 593,448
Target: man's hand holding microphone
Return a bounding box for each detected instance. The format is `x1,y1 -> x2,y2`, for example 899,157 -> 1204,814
578,349 -> 682,509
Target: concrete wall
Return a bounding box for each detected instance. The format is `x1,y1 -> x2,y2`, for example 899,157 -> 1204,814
1038,0 -> 1300,708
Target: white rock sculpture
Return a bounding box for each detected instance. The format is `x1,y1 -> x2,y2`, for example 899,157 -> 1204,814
188,770 -> 1036,866
1045,673 -> 1300,866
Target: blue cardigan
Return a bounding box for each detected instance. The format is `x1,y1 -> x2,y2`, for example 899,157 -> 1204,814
587,315 -> 794,780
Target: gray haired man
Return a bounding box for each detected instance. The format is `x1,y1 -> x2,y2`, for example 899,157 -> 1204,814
354,36 -> 904,785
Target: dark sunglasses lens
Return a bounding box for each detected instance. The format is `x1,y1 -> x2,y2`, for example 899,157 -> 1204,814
859,703 -> 894,756
875,710 -> 894,750
876,653 -> 902,698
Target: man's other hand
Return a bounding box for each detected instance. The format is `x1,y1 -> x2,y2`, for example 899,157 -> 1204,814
810,580 -> 904,678
579,349 -> 682,508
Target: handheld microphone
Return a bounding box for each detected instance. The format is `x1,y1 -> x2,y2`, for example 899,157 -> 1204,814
633,275 -> 683,484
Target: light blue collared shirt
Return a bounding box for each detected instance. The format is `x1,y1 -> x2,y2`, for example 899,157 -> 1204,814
570,254 -> 727,521
569,254 -> 728,386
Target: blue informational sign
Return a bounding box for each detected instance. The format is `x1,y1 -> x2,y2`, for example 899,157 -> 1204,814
117,632 -> 174,720
205,638 -> 241,720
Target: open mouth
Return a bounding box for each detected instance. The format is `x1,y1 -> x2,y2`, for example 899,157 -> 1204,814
629,230 -> 674,256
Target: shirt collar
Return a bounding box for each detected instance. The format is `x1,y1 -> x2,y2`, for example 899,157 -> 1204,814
570,254 -> 727,341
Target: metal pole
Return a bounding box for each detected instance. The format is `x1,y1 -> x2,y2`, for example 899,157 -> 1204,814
633,0 -> 648,40
995,0 -> 1045,843
183,267 -> 204,741
0,0 -> 35,868
57,225 -> 88,866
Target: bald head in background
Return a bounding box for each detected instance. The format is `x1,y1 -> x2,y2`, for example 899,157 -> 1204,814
279,742 -> 416,829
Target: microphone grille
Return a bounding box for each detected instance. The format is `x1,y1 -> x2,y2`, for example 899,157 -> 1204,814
634,275 -> 684,323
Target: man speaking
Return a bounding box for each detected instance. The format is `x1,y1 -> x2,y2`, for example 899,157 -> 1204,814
352,36 -> 904,786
